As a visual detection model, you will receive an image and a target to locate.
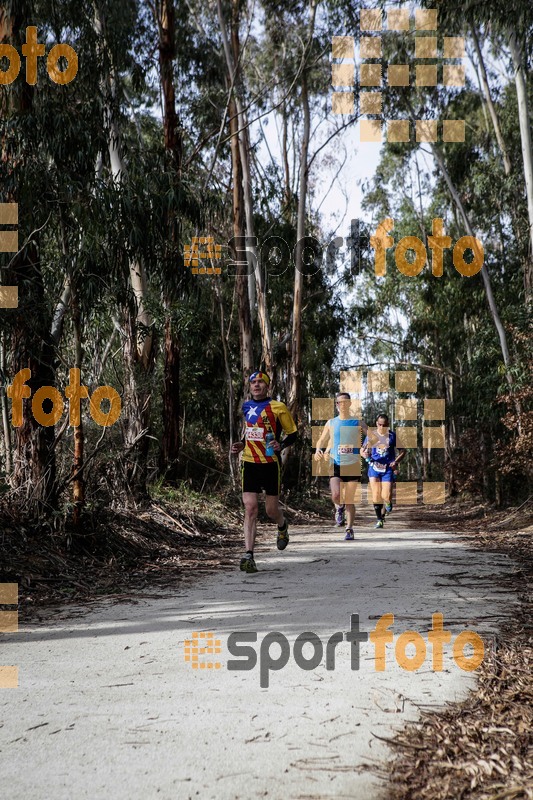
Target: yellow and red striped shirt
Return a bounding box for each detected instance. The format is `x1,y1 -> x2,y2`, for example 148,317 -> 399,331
241,398 -> 297,463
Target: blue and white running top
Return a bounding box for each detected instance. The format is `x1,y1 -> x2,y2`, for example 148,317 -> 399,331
363,430 -> 397,469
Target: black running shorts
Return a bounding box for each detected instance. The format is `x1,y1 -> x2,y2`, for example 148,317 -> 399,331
241,460 -> 281,496
332,463 -> 361,482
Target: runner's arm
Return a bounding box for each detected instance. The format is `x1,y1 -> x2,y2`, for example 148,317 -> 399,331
390,448 -> 406,468
230,426 -> 246,454
279,431 -> 297,451
272,430 -> 297,453
314,422 -> 331,460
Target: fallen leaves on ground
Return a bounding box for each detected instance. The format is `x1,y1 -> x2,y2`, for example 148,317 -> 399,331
382,500 -> 532,800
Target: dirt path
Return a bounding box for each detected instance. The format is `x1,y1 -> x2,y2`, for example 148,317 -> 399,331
0,511 -> 521,799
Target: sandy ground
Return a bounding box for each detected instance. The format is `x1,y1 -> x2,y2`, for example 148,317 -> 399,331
0,510 -> 520,799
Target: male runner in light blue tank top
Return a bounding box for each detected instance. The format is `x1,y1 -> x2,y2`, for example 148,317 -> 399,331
314,392 -> 368,540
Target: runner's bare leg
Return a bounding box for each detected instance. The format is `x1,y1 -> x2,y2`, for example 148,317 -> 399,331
369,477 -> 384,504
243,492 -> 259,551
346,504 -> 355,527
381,482 -> 392,504
265,495 -> 285,527
329,477 -> 341,505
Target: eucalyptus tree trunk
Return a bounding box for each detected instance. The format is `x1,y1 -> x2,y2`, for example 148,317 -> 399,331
471,24 -> 533,304
1,3 -> 57,513
156,0 -> 182,479
429,143 -> 522,433
229,97 -> 253,389
281,104 -> 292,215
70,282 -> 84,527
218,0 -> 273,372
95,5 -> 154,498
471,25 -> 532,306
214,281 -> 236,485
508,31 -> 533,306
0,333 -> 12,476
289,69 -> 310,419
57,213 -> 85,526
471,26 -> 512,176
50,280 -> 72,346
289,0 -> 317,419
430,146 -> 508,362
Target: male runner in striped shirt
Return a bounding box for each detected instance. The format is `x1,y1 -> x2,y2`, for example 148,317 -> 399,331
231,371 -> 297,573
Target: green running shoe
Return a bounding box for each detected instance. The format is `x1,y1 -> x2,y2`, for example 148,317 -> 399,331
240,554 -> 258,573
384,502 -> 393,514
277,520 -> 289,550
374,519 -> 384,529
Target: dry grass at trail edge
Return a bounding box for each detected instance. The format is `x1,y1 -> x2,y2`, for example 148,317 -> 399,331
382,499 -> 533,800
0,484 -> 330,618
0,486 -> 244,617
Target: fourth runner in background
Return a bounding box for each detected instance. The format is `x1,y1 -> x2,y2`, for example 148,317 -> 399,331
314,393 -> 368,540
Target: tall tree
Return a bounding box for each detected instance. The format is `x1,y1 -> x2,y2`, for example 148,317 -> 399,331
508,30 -> 533,305
155,0 -> 183,479
218,0 -> 273,372
289,0 -> 318,419
95,2 -> 155,498
1,1 -> 57,513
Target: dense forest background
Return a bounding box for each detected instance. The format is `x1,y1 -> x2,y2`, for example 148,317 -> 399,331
0,0 -> 531,530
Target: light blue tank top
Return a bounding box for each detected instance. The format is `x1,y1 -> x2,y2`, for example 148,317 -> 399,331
329,416 -> 360,466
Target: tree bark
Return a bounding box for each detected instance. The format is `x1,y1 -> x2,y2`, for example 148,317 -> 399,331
8,242 -> 57,511
281,104 -> 292,215
157,0 -> 181,161
429,145 -> 511,365
122,308 -> 152,497
2,4 -> 57,513
508,31 -> 533,306
429,143 -> 522,433
70,282 -> 84,527
156,0 -> 182,479
95,5 -> 154,498
229,97 -> 254,389
289,68 -> 309,418
0,333 -> 12,476
214,280 -> 237,485
160,315 -> 180,476
471,25 -> 512,176
289,0 -> 317,418
218,0 -> 273,372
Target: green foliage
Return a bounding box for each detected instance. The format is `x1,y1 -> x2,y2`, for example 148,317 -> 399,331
0,0 -> 531,517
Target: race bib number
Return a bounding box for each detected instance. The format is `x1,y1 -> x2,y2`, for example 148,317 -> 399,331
372,462 -> 387,474
246,426 -> 264,441
338,445 -> 354,455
